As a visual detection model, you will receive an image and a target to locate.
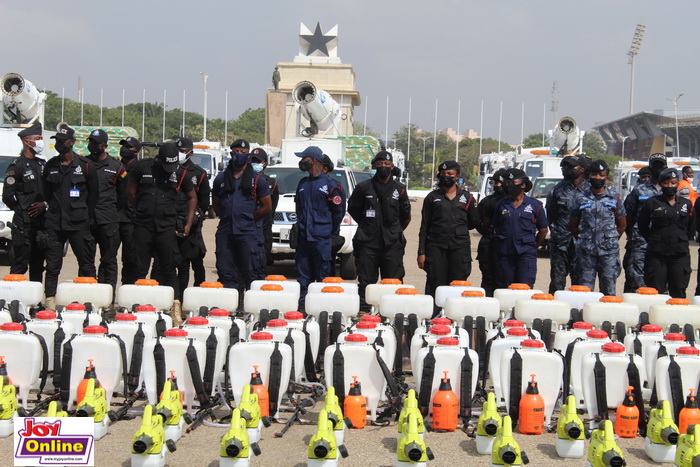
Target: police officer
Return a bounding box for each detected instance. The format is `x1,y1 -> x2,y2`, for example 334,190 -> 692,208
476,168 -> 507,296
212,142 -> 272,296
250,147 -> 279,269
492,168 -> 548,288
569,160 -> 626,296
42,125 -> 97,310
86,129 -> 127,295
126,142 -> 196,324
348,150 -> 411,312
623,153 -> 666,292
2,121 -> 46,282
546,154 -> 590,293
294,146 -> 345,307
638,168 -> 694,298
638,166 -> 651,184
117,136 -> 141,284
418,161 -> 479,302
321,154 -> 346,275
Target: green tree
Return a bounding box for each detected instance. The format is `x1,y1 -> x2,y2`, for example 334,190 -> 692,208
523,133 -> 546,148
582,130 -> 607,156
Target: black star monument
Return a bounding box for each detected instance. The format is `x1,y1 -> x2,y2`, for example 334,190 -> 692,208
300,22 -> 334,56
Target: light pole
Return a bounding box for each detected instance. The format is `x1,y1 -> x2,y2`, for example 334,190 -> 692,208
621,135 -> 630,161
667,93 -> 684,156
628,24 -> 646,115
200,71 -> 209,140
419,136 -> 429,163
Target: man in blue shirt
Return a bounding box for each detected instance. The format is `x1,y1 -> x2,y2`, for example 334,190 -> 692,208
294,146 -> 345,307
493,168 -> 548,288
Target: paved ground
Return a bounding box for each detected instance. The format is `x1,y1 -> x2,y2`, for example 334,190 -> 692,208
2,199 -> 694,465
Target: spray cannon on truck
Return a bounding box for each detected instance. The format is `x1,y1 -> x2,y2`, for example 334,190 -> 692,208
293,81 -> 341,138
1,73 -> 46,126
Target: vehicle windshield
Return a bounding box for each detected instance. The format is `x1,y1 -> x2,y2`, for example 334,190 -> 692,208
524,160 -> 543,179
266,167 -> 351,194
530,178 -> 562,198
353,171 -> 372,184
191,152 -> 213,175
0,155 -> 14,178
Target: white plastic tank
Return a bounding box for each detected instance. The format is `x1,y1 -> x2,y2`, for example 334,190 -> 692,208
582,295 -> 640,330
513,293 -> 570,328
323,333 -> 387,421
181,317 -> 229,394
378,288 -> 434,322
499,339 -> 564,423
338,320 -> 397,383
434,280 -> 486,308
0,273 -> 43,308
622,287 -> 670,314
643,332 -> 689,394
243,285 -> 298,321
117,279 -> 175,311
283,311 -> 320,365
413,336 -> 479,417
206,308 -> 248,344
443,291 -> 500,327
566,329 -> 611,408
485,319 -> 540,341
365,279 -> 416,314
649,298 -> 700,332
106,314 -> 154,390
262,319 -> 306,383
552,321 -> 594,354
655,347 -> 700,417
63,325 -> 124,409
133,305 -> 173,335
553,285 -> 604,312
0,322 -> 43,407
493,283 -> 543,314
410,323 -> 469,372
305,286 -> 360,321
623,324 -> 665,360
308,277 -> 359,295
55,277 -> 113,309
0,308 -> 10,325
580,342 -> 646,422
59,302 -> 102,331
182,281 -> 239,317
249,275 -> 301,303
227,332 -> 293,419
25,310 -> 76,372
487,327 -> 535,407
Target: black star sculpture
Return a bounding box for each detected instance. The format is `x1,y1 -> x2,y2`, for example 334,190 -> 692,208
301,22 -> 334,56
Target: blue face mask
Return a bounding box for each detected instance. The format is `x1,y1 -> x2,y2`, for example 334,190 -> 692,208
232,153 -> 249,166
370,169 -> 377,178
251,163 -> 264,173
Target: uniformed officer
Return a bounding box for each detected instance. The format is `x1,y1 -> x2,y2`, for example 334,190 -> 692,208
678,166 -> 698,203
638,168 -> 694,298
250,147 -> 279,269
117,136 -> 141,284
492,168 -> 548,288
348,150 -> 411,312
418,161 -> 479,302
2,121 -> 46,282
546,154 -> 590,293
569,160 -> 626,296
230,139 -> 250,156
638,166 -> 651,184
126,142 -> 196,324
42,125 -> 97,310
86,129 -> 127,295
294,146 -> 345,307
476,168 -> 507,296
320,154 -> 346,275
212,142 -> 272,295
623,153 -> 666,292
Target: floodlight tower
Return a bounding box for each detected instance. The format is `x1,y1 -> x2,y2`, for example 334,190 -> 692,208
628,24 -> 646,115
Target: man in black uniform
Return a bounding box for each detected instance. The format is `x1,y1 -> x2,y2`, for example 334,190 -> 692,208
250,147 -> 279,269
126,142 -> 197,324
86,129 -> 127,296
42,125 -> 97,310
476,168 -> 507,296
117,136 -> 141,284
348,150 -> 411,312
2,121 -> 46,282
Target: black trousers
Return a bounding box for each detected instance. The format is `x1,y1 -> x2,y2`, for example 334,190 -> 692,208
9,221 -> 45,283
424,245 -> 471,297
354,240 -> 406,311
132,225 -> 179,298
476,236 -> 498,297
645,253 -> 691,298
91,223 -> 120,293
44,229 -> 96,297
119,221 -> 137,285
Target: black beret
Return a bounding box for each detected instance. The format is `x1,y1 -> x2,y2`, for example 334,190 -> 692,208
17,121 -> 42,139
372,150 -> 392,163
438,160 -> 460,173
589,159 -> 609,173
658,168 -> 679,183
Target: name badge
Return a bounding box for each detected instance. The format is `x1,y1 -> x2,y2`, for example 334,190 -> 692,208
69,189 -> 80,198
366,210 -> 376,218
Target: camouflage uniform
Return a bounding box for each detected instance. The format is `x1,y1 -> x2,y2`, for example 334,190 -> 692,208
476,191 -> 504,296
622,180 -> 661,292
569,186 -> 626,296
545,179 -> 590,293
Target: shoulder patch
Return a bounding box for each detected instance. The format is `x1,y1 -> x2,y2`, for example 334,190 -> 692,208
332,195 -> 342,205
5,176 -> 15,185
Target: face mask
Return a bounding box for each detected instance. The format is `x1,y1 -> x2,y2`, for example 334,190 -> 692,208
120,147 -> 135,159
54,140 -> 70,154
493,184 -> 503,195
376,166 -> 392,179
662,186 -> 678,197
504,183 -> 524,196
438,175 -> 456,188
369,169 -> 377,178
299,160 -> 312,172
178,152 -> 189,165
32,140 -> 44,155
232,153 -> 248,166
562,165 -> 578,180
687,176 -> 694,182
251,163 -> 264,173
589,178 -> 606,189
87,141 -> 102,155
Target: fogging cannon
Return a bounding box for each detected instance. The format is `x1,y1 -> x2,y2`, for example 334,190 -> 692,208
293,81 -> 341,137
548,116 -> 583,155
1,73 -> 46,124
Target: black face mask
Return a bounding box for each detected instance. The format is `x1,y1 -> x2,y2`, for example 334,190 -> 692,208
120,147 -> 136,160
87,141 -> 102,156
493,184 -> 503,195
54,140 -> 70,154
662,186 -> 678,198
438,175 -> 456,188
562,165 -> 578,180
589,178 -> 606,189
376,166 -> 392,179
504,183 -> 524,196
299,160 -> 312,172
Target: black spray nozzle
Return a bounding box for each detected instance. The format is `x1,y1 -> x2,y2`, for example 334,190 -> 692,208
566,422 -> 582,439
662,427 -> 679,445
313,439 -> 331,459
499,445 -> 517,465
438,371 -> 452,391
133,434 -> 154,454
602,449 -> 625,467
692,455 -> 700,467
76,405 -> 95,417
483,418 -> 499,436
526,374 -> 539,394
156,407 -> 173,424
405,442 -> 424,462
225,438 -> 244,458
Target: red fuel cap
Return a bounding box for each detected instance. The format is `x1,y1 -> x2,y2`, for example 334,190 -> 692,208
35,310 -> 57,320
573,321 -> 593,330
165,328 -> 188,337
135,305 -> 157,312
360,315 -> 382,323
507,327 -> 528,336
250,331 -> 272,340
503,319 -> 524,327
431,317 -> 452,326
601,342 -> 625,353
587,329 -> 608,339
65,303 -> 86,311
0,322 -> 23,331
437,337 -> 459,346
356,321 -> 376,330
115,313 -> 137,321
678,346 -> 700,355
345,333 -> 368,343
84,325 -> 107,334
209,309 -> 230,317
641,324 -> 662,333
284,311 -> 304,320
664,333 -> 686,341
521,339 -> 544,348
429,325 -> 451,336
187,317 -> 209,326
266,319 -> 288,328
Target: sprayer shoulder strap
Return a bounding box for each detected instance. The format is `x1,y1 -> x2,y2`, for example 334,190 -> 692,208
508,349 -> 523,429
460,347 -> 474,422
563,337 -> 583,399
127,323 -> 146,393
481,329 -> 504,386
283,329 -> 297,383
27,330 -> 48,395
541,319 -> 552,349
407,313 -> 419,342
633,334 -> 642,356
331,311 -> 343,344
593,353 -> 608,420
317,311 -> 329,372
302,320 -> 318,382
52,325 -> 66,390
626,354 -> 647,436
59,335 -> 76,404
372,341 -> 399,402
223,343 -> 234,405
668,355 -> 684,425
393,313 -> 405,375
155,312 -> 166,337
475,316 -> 486,356
153,338 -> 166,398
9,300 -> 21,323
417,346 -> 436,417
186,338 -> 209,408
108,333 -> 129,398
650,343 -> 668,406
229,318 -> 240,346
268,342 -> 283,418
332,343 -> 345,407
684,323 -> 696,346
202,327 -> 218,395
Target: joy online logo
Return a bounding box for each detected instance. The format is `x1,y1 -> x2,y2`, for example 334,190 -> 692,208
15,418 -> 94,465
